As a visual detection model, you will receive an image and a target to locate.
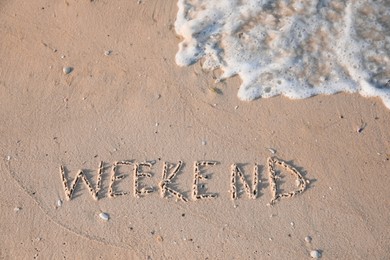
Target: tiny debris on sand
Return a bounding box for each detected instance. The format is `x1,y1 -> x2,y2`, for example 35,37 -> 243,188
99,212 -> 109,221
357,120 -> 367,133
156,235 -> 164,242
305,236 -> 312,243
267,148 -> 276,154
14,207 -> 21,212
310,250 -> 321,258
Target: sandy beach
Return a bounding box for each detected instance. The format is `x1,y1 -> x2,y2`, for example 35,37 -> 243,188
1,1 -> 389,259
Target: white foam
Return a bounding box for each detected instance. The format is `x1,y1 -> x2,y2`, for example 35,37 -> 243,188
175,0 -> 390,109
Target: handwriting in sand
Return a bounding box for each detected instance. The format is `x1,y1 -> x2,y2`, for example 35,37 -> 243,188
60,157 -> 309,205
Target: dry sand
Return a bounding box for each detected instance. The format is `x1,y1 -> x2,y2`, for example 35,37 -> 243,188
1,1 -> 389,259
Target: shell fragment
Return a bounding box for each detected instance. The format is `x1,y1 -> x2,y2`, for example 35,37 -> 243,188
99,212 -> 109,221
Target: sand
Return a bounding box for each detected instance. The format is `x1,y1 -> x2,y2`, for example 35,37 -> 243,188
0,0 -> 389,259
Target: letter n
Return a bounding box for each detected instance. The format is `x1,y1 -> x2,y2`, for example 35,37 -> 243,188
230,164 -> 260,200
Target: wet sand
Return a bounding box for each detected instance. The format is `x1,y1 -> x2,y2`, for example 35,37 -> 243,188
0,1 -> 389,259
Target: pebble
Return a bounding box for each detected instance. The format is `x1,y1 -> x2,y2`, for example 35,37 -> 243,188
6,155 -> 11,161
14,207 -> 21,212
156,235 -> 164,242
201,140 -> 207,145
99,212 -> 109,221
63,66 -> 73,74
305,236 -> 312,243
310,250 -> 321,258
56,199 -> 62,207
104,50 -> 112,56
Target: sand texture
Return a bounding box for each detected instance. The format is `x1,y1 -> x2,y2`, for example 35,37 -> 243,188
1,1 -> 389,259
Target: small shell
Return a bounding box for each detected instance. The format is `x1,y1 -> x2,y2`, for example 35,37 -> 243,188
99,212 -> 109,221
305,236 -> 312,243
310,250 -> 321,258
63,66 -> 73,74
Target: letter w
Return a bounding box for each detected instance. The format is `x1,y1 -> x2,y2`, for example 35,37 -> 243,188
60,162 -> 103,200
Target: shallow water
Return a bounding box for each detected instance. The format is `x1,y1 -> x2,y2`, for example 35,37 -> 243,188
175,0 -> 390,108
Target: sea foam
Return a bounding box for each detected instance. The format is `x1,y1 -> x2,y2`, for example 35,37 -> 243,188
175,0 -> 390,108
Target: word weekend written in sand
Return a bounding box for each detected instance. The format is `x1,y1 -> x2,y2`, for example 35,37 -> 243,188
60,157 -> 308,205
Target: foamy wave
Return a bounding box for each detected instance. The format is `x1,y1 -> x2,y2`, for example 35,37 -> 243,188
175,0 -> 390,108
